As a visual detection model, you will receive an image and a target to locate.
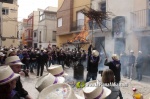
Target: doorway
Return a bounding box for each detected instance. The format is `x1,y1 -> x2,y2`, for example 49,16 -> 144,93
95,37 -> 105,53
140,36 -> 150,76
114,38 -> 125,55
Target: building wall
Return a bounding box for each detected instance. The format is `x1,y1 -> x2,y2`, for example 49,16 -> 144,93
57,0 -> 73,34
56,33 -> 76,47
37,9 -> 57,48
91,0 -> 140,56
33,11 -> 39,31
45,19 -> 57,43
2,3 -> 19,47
58,0 -> 64,10
133,0 -> 147,11
73,0 -> 90,22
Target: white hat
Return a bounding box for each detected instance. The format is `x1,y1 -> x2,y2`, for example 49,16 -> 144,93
38,83 -> 84,99
138,51 -> 142,54
130,50 -> 134,53
35,73 -> 65,92
43,50 -> 47,52
92,50 -> 99,57
48,65 -> 68,77
5,56 -> 24,66
1,54 -> 5,57
0,48 -> 4,51
112,54 -> 119,61
6,49 -> 13,57
0,52 -> 3,56
0,66 -> 20,85
82,80 -> 111,99
23,49 -> 27,51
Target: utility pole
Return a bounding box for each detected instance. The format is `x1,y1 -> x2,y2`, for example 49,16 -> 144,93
90,0 -> 94,44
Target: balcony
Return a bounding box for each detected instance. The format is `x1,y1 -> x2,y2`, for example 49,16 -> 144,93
71,19 -> 110,32
71,19 -> 84,31
25,36 -> 33,42
131,9 -> 150,31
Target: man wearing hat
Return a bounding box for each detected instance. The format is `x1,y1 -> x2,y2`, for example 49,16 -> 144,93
0,66 -> 20,99
135,51 -> 144,81
5,56 -> 32,99
86,46 -> 100,82
127,50 -> 135,80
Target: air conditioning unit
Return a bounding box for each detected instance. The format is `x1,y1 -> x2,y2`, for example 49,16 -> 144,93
0,0 -> 13,4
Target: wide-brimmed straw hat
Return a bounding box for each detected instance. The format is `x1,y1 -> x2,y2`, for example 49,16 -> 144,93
92,50 -> 99,57
6,49 -> 13,57
0,52 -> 5,56
5,56 -> 24,66
35,73 -> 65,92
47,65 -> 68,77
38,83 -> 84,99
112,54 -> 119,61
0,66 -> 20,85
82,80 -> 111,99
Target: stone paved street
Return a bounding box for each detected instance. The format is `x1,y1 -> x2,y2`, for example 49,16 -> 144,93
21,66 -> 150,99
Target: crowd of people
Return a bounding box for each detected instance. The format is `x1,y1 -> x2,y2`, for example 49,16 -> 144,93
0,46 -> 87,78
0,45 -> 145,99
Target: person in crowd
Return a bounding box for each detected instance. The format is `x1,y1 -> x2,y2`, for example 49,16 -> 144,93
43,50 -> 49,69
0,66 -> 20,99
102,69 -> 123,99
5,56 -> 32,99
81,50 -> 87,68
17,50 -> 24,61
0,52 -> 5,65
120,51 -> 128,77
56,48 -> 60,64
104,54 -> 121,84
127,50 -> 135,80
22,49 -> 30,77
59,49 -> 66,69
7,50 -> 16,57
98,52 -> 106,76
52,50 -> 57,64
30,50 -> 37,73
86,43 -> 99,82
135,51 -> 144,81
48,51 -> 53,66
36,49 -> 45,77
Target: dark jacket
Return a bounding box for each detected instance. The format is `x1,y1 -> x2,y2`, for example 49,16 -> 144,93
128,55 -> 135,66
87,55 -> 99,73
14,77 -> 28,98
104,59 -> 121,83
37,53 -> 45,64
106,86 -> 120,99
11,90 -> 20,99
135,54 -> 144,68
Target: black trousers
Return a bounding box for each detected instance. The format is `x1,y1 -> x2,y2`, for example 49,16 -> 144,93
37,63 -> 44,76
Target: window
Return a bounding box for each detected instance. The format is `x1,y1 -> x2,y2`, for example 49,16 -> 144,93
2,8 -> 9,15
100,2 -> 106,12
77,12 -> 84,30
52,31 -> 56,41
57,18 -> 62,27
34,32 -> 36,37
39,14 -> 45,21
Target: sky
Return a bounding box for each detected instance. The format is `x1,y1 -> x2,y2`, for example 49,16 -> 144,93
18,0 -> 58,21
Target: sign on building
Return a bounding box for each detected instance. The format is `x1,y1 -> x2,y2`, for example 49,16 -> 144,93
112,16 -> 125,38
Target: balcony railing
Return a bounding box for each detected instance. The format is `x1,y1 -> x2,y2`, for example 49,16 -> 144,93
71,19 -> 109,31
25,36 -> 33,41
131,9 -> 150,31
71,19 -> 84,31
